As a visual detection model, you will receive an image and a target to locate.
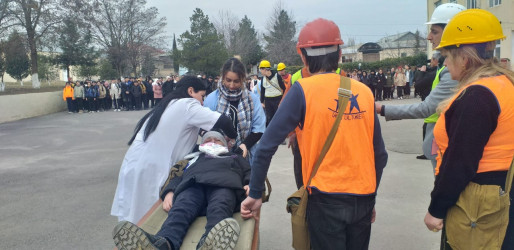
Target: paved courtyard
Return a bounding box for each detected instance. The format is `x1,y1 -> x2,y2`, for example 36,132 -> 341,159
0,98 -> 440,249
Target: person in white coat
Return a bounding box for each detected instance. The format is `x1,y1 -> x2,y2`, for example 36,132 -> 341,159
111,76 -> 237,223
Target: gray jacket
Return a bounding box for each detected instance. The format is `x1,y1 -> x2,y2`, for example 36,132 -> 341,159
383,68 -> 458,166
74,85 -> 85,98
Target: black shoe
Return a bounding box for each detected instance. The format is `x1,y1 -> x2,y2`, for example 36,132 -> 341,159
113,221 -> 171,250
197,218 -> 240,250
416,154 -> 428,160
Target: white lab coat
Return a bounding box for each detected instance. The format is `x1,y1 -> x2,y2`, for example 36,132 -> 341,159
110,98 -> 221,223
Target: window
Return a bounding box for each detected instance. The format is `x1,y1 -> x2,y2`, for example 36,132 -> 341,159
467,0 -> 478,8
494,40 -> 501,59
448,0 -> 457,3
435,0 -> 442,7
489,0 -> 501,7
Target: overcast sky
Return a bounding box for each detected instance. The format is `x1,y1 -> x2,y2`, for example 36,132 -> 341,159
147,0 -> 428,49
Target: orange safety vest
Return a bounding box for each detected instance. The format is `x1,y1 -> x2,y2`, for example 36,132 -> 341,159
296,73 -> 377,195
63,86 -> 74,101
434,75 -> 514,175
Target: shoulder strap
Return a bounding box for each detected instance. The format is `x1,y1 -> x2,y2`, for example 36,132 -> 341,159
305,76 -> 352,187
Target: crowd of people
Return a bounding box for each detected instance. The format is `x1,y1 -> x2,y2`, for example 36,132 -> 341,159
345,64 -> 437,102
105,4 -> 513,250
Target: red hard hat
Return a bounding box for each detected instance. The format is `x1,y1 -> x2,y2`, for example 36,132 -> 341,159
297,18 -> 343,52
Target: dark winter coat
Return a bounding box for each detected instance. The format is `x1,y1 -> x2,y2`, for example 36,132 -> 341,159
131,84 -> 142,97
162,80 -> 175,97
160,152 -> 251,203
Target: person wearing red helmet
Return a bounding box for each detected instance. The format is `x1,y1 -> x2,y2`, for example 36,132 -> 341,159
241,18 -> 387,249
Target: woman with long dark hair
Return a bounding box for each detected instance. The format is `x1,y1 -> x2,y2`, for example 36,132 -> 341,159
204,58 -> 266,159
111,76 -> 237,224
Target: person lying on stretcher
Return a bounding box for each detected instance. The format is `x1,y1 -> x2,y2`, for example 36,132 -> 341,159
113,130 -> 251,250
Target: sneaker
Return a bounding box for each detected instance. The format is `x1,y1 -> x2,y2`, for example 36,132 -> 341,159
112,221 -> 171,250
416,154 -> 428,160
197,218 -> 240,250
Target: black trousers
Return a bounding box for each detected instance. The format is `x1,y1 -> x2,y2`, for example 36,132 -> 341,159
264,96 -> 282,126
404,82 -> 411,96
66,98 -> 75,112
156,183 -> 237,250
375,84 -> 383,101
291,137 -> 303,189
397,86 -> 404,98
98,98 -> 105,110
142,94 -> 149,109
75,98 -> 84,111
307,190 -> 375,250
104,97 -> 111,110
87,98 -> 96,111
134,96 -> 142,110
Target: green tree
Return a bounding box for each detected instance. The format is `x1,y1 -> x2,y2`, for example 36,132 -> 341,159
38,54 -> 57,85
5,31 -> 29,85
171,34 -> 180,74
179,8 -> 227,76
263,7 -> 299,65
97,59 -> 118,80
54,16 -> 97,80
76,63 -> 98,80
230,16 -> 262,70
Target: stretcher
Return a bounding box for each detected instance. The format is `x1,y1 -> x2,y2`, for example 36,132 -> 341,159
136,201 -> 260,250
135,179 -> 271,250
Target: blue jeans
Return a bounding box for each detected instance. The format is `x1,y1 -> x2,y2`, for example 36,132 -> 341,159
156,183 -> 237,250
307,189 -> 375,250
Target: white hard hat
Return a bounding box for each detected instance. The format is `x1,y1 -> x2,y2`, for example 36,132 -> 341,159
426,3 -> 466,25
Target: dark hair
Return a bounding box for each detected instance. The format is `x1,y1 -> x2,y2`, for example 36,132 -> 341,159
128,76 -> 207,145
221,58 -> 247,86
300,45 -> 339,73
433,23 -> 446,30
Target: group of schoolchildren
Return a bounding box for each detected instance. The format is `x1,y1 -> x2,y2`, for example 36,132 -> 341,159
62,74 -> 225,114
347,65 -> 435,102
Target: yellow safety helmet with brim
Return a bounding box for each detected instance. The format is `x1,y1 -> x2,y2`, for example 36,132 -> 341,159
259,60 -> 271,68
277,62 -> 286,71
436,9 -> 505,50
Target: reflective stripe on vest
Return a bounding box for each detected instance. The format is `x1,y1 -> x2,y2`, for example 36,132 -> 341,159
263,74 -> 283,97
424,66 -> 446,123
296,73 -> 377,195
434,75 -> 514,176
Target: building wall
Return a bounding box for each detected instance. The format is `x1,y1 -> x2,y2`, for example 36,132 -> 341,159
380,48 -> 425,60
426,0 -> 514,70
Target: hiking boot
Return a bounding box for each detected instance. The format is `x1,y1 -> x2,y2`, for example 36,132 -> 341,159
197,218 -> 240,250
112,221 -> 171,250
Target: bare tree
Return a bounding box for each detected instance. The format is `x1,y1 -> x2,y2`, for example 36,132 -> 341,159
212,9 -> 238,51
0,0 -> 14,35
125,3 -> 167,76
89,0 -> 166,77
10,0 -> 63,88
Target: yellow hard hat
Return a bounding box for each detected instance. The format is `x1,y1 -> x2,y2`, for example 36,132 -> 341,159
259,60 -> 271,68
436,9 -> 505,50
277,62 -> 286,71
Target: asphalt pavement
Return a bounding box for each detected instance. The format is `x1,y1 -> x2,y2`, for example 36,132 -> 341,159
0,97 -> 440,250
